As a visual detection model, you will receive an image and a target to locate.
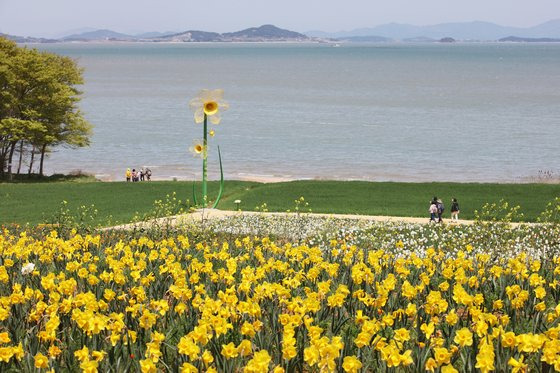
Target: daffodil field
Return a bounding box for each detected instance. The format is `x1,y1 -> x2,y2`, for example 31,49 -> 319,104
1,214 -> 560,372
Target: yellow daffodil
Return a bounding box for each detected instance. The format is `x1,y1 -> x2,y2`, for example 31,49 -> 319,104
140,358 -> 157,373
237,339 -> 253,357
441,364 -> 459,373
342,355 -> 362,372
202,350 -> 214,366
80,359 -> 99,373
0,348 -> 13,363
508,355 -> 528,373
48,345 -> 62,358
475,341 -> 495,373
245,350 -> 271,373
433,347 -> 452,366
180,362 -> 198,373
221,342 -> 238,359
454,328 -> 473,347
34,353 -> 49,369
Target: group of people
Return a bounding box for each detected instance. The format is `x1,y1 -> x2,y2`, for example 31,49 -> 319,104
125,167 -> 151,182
429,197 -> 460,223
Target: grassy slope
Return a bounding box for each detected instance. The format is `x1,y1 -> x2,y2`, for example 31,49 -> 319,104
1,180 -> 559,226
0,180 -> 255,226
219,180 -> 558,221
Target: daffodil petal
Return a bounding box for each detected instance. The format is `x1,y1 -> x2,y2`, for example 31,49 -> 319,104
210,89 -> 224,101
194,109 -> 204,123
209,113 -> 221,125
189,98 -> 203,112
218,101 -> 229,111
198,89 -> 212,101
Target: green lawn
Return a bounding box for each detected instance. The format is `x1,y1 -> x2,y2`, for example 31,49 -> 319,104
0,180 -> 255,226
1,179 -> 559,226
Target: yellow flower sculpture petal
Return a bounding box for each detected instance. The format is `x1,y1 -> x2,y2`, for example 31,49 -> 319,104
209,112 -> 222,125
189,89 -> 229,124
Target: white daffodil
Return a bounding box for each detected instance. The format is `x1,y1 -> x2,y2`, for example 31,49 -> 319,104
21,262 -> 35,275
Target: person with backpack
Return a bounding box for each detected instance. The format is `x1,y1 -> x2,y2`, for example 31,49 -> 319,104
436,199 -> 445,223
450,198 -> 460,222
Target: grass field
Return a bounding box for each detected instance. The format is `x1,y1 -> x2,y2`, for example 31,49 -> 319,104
1,179 -> 559,226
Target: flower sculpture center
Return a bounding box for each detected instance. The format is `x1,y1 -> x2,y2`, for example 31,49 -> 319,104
204,101 -> 218,116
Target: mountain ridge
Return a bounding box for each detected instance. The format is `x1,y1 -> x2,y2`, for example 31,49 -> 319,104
63,29 -> 134,41
2,25 -> 310,43
305,19 -> 560,40
4,20 -> 560,43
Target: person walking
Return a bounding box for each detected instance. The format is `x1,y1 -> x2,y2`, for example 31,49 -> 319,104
140,168 -> 145,181
451,198 -> 460,222
436,198 -> 445,223
146,168 -> 152,181
429,200 -> 438,223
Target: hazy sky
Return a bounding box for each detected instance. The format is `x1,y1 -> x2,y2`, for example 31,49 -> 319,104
1,0 -> 559,37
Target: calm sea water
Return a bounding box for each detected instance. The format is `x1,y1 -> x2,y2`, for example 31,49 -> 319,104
35,42 -> 560,182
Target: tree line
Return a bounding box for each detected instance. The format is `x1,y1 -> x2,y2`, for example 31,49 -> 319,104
0,37 -> 92,180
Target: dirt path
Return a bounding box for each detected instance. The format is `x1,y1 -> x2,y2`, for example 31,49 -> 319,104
106,209 -> 477,231
197,209 -> 475,225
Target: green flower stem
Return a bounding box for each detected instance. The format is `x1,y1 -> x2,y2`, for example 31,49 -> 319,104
202,114 -> 208,207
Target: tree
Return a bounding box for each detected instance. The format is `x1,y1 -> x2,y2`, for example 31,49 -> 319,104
0,37 -> 92,179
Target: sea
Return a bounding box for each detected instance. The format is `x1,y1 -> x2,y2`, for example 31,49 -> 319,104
34,42 -> 560,182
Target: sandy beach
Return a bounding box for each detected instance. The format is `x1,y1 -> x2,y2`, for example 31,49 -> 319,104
92,172 -> 297,183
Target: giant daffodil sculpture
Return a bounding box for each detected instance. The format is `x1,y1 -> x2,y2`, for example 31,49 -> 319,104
188,89 -> 229,208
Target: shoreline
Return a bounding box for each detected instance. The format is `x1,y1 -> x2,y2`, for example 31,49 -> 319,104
41,167 -> 560,185
89,173 -> 560,185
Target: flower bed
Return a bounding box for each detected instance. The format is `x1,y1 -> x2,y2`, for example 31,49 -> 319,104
0,224 -> 560,372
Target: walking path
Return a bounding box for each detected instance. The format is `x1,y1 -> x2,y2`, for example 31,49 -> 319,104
106,209 -> 478,231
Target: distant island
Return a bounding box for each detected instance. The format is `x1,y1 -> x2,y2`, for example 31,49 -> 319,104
499,36 -> 560,42
335,35 -> 392,43
439,37 -> 456,43
2,25 -> 312,43
306,19 -> 560,42
0,33 -> 58,43
3,19 -> 560,44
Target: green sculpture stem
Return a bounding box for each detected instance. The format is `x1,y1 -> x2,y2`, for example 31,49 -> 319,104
193,112 -> 224,209
202,113 -> 208,207
212,146 -> 225,209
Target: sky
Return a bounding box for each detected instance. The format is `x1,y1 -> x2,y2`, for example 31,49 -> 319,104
1,0 -> 559,37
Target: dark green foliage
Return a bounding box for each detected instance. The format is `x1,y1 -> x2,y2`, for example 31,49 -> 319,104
0,37 -> 92,179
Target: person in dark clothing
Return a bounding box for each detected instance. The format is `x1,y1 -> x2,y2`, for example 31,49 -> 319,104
451,198 -> 460,222
436,199 -> 444,223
